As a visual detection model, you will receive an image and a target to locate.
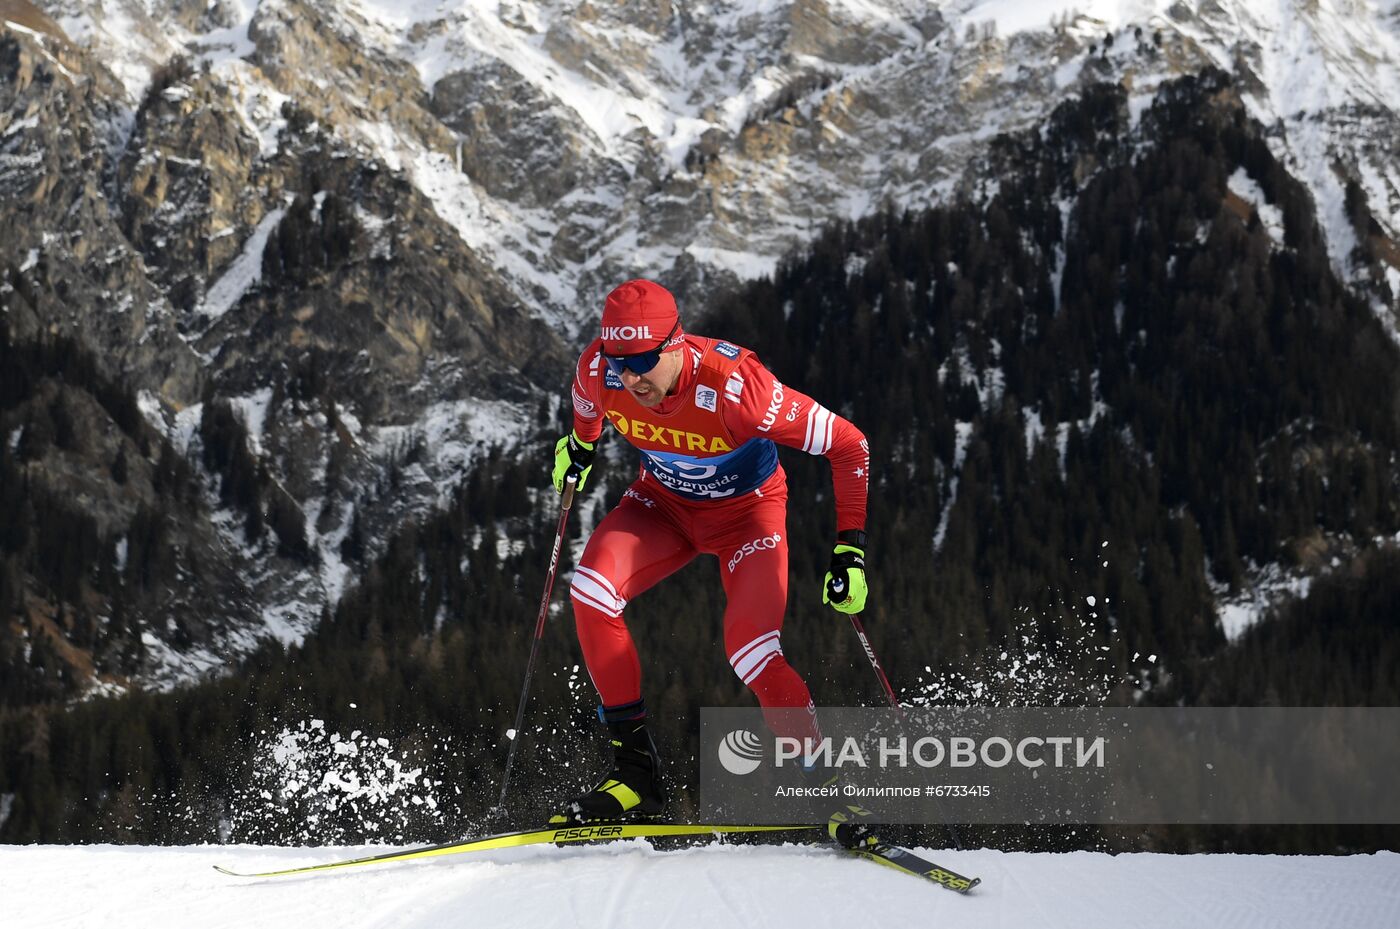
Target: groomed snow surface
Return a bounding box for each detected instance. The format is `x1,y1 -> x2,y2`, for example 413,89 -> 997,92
5,841 -> 1397,928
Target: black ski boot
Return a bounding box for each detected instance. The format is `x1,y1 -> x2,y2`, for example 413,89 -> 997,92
828,803 -> 880,850
550,716 -> 665,824
801,771 -> 880,849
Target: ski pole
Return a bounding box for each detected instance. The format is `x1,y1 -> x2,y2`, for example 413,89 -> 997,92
495,475 -> 577,816
847,612 -> 901,718
846,611 -> 964,851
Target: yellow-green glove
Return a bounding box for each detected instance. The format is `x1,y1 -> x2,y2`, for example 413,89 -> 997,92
823,541 -> 868,614
552,430 -> 596,493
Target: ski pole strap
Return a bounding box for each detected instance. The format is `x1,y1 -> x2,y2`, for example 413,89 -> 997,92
836,528 -> 867,549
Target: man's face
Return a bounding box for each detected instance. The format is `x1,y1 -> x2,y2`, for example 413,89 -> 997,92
618,349 -> 682,407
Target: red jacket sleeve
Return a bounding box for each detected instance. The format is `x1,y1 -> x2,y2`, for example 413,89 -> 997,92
570,340 -> 607,444
723,354 -> 869,534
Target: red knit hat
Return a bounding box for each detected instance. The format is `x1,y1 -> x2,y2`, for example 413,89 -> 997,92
600,279 -> 684,355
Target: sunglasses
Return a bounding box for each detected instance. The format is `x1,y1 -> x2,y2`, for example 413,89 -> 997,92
602,321 -> 679,376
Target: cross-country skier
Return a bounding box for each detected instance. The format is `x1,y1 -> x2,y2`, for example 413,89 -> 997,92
548,279 -> 872,844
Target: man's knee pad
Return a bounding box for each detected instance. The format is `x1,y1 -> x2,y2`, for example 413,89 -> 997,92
571,565 -> 628,618
728,630 -> 784,687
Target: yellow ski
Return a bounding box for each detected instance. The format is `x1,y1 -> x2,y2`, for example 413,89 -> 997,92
846,843 -> 980,893
214,823 -> 820,879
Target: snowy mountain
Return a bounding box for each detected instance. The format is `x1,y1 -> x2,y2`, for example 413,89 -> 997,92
2,0 -> 1399,693
4,840 -> 1399,929
27,0 -> 1400,326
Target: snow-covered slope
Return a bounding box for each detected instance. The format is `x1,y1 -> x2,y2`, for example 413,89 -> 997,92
5,841 -> 1398,928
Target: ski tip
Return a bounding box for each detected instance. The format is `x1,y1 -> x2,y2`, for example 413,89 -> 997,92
213,865 -> 247,877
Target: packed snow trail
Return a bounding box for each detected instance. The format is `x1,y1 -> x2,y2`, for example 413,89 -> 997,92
4,841 -> 1397,928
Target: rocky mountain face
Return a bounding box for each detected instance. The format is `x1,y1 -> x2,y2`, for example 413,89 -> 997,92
1,0 -> 1398,697
2,0 -> 570,693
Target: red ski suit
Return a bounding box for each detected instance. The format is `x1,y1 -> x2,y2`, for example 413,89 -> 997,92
569,334 -> 869,740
